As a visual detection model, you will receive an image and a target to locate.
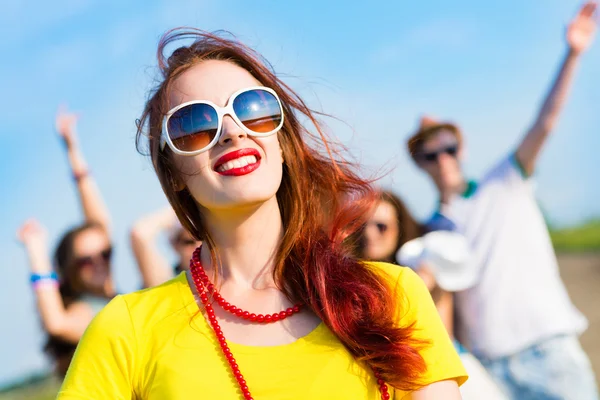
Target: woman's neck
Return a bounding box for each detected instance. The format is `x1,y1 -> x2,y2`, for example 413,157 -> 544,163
201,196 -> 283,289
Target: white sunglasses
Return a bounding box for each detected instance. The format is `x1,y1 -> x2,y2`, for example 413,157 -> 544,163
160,86 -> 285,156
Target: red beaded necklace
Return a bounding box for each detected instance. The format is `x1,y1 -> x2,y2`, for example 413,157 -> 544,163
189,248 -> 390,399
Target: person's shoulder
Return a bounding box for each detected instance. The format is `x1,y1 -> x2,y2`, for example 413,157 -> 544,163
116,272 -> 192,327
363,261 -> 423,293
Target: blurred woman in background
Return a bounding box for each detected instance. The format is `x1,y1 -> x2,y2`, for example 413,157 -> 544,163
16,108 -> 116,377
360,189 -> 507,399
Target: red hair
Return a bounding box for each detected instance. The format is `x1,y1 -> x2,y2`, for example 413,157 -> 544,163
136,28 -> 426,390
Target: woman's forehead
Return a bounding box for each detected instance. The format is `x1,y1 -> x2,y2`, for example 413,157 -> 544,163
168,60 -> 262,109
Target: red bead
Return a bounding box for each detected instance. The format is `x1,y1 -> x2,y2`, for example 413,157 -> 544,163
207,284 -> 214,292
381,384 -> 388,392
293,305 -> 300,313
249,313 -> 257,321
264,315 -> 272,323
214,293 -> 222,302
241,384 -> 249,391
271,313 -> 280,321
257,314 -> 265,323
235,309 -> 244,317
242,311 -> 250,319
279,311 -> 287,319
382,392 -> 390,400
230,306 -> 238,314
223,302 -> 231,311
286,308 -> 294,316
200,294 -> 208,303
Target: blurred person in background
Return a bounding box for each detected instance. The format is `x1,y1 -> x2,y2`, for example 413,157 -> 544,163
130,206 -> 201,288
16,108 -> 116,377
360,190 -> 507,399
407,2 -> 599,399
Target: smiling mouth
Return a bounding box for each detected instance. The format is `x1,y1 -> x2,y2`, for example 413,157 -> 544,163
213,149 -> 262,177
216,155 -> 259,173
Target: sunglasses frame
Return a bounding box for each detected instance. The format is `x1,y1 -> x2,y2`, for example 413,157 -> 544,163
417,144 -> 459,163
160,86 -> 285,156
73,247 -> 113,269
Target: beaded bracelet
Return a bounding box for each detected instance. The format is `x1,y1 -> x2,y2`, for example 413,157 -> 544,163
30,272 -> 58,284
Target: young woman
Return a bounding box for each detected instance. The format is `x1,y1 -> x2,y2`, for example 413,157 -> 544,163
17,109 -> 116,377
130,206 -> 201,288
361,190 -> 506,399
58,29 -> 467,399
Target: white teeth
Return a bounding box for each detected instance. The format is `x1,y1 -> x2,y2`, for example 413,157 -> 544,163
217,155 -> 258,172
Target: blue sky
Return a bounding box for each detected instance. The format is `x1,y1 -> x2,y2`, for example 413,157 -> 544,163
1,0 -> 599,386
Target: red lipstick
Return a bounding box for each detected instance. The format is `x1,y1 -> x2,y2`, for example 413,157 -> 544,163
214,148 -> 261,176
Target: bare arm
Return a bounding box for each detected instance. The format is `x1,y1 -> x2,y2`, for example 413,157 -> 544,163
517,2 -> 597,176
130,207 -> 178,288
18,219 -> 94,343
400,380 -> 462,399
56,108 -> 111,232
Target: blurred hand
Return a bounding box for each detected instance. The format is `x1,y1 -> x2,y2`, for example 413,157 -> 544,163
567,1 -> 598,54
17,219 -> 48,249
416,263 -> 437,292
55,105 -> 79,149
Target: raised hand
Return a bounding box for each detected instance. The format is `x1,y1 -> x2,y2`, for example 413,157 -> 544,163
17,219 -> 48,248
55,105 -> 79,149
567,1 -> 598,54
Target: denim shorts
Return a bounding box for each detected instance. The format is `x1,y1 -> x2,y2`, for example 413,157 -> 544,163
480,335 -> 598,400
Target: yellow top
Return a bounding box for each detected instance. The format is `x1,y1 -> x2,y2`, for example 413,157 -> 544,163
58,262 -> 467,399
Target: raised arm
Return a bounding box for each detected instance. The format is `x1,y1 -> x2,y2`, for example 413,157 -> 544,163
17,219 -> 94,343
56,107 -> 111,232
517,1 -> 597,176
130,206 -> 178,288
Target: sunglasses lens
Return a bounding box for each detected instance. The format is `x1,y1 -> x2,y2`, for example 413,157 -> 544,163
445,146 -> 458,156
233,89 -> 282,134
423,153 -> 437,162
101,248 -> 112,262
76,257 -> 92,268
168,103 -> 219,152
376,223 -> 388,234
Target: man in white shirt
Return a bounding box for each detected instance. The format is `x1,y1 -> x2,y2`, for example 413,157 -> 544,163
407,3 -> 598,399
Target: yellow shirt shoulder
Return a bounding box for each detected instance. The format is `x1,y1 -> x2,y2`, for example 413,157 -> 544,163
58,264 -> 466,399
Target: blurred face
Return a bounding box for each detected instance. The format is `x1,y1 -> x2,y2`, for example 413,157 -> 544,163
363,200 -> 399,262
172,229 -> 201,268
71,228 -> 112,292
167,60 -> 284,212
416,130 -> 464,193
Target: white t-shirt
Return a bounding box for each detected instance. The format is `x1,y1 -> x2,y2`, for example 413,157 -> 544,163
434,154 -> 587,359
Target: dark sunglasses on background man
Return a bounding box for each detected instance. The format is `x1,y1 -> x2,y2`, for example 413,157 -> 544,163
416,145 -> 458,163
160,86 -> 284,155
73,247 -> 112,269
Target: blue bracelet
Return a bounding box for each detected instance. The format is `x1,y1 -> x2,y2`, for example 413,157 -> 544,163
30,272 -> 59,284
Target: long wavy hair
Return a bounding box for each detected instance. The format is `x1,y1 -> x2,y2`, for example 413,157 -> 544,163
136,28 -> 426,389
